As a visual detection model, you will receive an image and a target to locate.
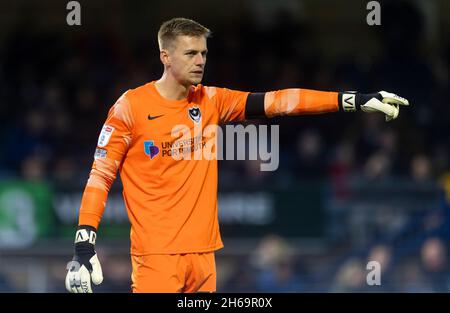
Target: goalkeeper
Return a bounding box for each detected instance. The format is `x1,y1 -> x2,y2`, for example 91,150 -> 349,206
65,17 -> 409,293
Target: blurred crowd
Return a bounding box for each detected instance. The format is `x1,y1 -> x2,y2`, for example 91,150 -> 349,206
220,221 -> 450,292
0,0 -> 449,292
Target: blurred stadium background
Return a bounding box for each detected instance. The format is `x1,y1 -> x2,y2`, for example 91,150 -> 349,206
0,0 -> 449,292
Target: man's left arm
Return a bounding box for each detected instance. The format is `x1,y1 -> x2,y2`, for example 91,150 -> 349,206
245,89 -> 409,121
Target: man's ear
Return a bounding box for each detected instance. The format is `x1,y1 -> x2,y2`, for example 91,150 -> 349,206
160,49 -> 170,66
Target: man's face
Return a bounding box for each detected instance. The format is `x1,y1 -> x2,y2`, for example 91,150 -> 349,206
165,35 -> 207,86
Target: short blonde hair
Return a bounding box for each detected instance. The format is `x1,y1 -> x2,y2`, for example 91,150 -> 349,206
158,17 -> 211,51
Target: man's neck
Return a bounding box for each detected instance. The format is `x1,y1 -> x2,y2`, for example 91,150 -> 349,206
155,74 -> 191,101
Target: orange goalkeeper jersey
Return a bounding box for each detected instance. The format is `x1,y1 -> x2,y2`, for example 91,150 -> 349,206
78,80 -> 339,255
79,81 -> 249,255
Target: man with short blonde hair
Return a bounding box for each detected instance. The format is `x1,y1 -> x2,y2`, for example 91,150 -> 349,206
158,17 -> 211,50
65,17 -> 409,293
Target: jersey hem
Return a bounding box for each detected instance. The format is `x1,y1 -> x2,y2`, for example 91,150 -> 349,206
129,243 -> 224,256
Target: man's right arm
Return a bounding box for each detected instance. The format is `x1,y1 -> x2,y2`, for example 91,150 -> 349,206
66,92 -> 134,293
78,93 -> 134,228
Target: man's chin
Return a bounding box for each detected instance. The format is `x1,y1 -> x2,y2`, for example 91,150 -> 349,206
190,72 -> 204,84
189,78 -> 203,85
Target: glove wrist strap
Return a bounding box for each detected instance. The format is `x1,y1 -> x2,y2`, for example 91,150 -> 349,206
339,92 -> 383,112
339,92 -> 358,112
75,225 -> 97,245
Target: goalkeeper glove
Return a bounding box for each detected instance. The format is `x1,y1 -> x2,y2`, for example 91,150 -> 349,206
65,225 -> 103,293
339,91 -> 409,121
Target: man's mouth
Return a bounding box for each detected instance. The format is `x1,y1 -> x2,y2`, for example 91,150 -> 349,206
191,70 -> 203,74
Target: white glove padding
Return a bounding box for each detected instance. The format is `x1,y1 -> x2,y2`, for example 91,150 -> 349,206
66,226 -> 103,293
65,254 -> 103,293
361,91 -> 409,122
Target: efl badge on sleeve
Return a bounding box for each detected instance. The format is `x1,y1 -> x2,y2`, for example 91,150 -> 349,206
98,125 -> 115,147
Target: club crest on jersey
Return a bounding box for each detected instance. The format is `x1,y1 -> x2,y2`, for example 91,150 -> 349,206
188,106 -> 201,123
144,140 -> 160,159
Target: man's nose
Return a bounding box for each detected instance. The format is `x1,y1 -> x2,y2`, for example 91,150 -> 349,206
194,53 -> 205,66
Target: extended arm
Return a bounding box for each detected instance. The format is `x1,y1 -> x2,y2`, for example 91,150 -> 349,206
245,89 -> 409,121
